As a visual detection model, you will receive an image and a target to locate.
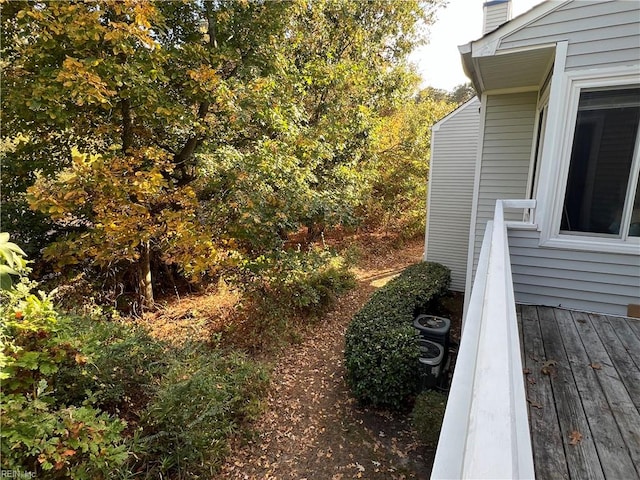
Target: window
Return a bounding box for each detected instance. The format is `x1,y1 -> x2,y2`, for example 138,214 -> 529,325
560,87 -> 640,241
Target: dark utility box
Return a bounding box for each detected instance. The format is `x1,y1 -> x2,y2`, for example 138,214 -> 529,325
417,339 -> 444,388
413,314 -> 451,352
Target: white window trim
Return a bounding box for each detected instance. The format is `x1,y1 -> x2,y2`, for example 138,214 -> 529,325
539,65 -> 640,255
525,76 -> 551,222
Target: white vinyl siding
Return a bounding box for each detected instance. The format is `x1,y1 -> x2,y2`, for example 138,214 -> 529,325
471,92 -> 538,282
426,98 -> 480,291
508,229 -> 640,316
499,1 -> 640,72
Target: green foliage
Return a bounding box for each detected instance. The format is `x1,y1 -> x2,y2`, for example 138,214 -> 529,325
449,82 -> 476,105
417,82 -> 476,106
1,287 -> 68,394
411,390 -> 447,447
242,249 -> 356,315
2,0 -> 446,309
136,347 -> 269,479
0,237 -> 272,478
1,274 -> 129,478
344,262 -> 450,408
3,0 -> 295,306
367,95 -> 457,237
197,142 -> 314,252
54,317 -> 168,416
1,397 -> 128,479
0,232 -> 28,290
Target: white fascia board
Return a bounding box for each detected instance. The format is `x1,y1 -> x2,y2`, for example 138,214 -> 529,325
465,0 -> 569,59
458,42 -> 472,56
459,49 -> 482,95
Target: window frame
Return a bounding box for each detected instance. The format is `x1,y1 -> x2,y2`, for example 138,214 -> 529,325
540,67 -> 640,254
527,78 -> 551,220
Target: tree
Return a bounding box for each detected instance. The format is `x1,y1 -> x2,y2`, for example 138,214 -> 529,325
3,0 -> 292,309
417,86 -> 450,103
3,0 -> 445,309
368,92 -> 456,235
286,0 -> 442,239
449,82 -> 476,104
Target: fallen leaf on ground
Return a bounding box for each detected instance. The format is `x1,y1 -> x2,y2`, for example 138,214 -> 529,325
541,360 -> 557,376
213,239 -> 440,479
589,363 -> 602,370
569,430 -> 583,445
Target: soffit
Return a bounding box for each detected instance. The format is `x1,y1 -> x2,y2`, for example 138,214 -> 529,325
473,46 -> 555,91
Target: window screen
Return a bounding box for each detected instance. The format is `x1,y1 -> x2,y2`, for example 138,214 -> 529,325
561,88 -> 640,236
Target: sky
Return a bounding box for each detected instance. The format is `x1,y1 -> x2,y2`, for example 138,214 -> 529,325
410,0 -> 545,91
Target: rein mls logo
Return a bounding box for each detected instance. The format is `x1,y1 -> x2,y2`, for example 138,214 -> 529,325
1,471 -> 36,479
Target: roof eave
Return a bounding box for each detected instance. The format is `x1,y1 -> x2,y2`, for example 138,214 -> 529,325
458,0 -> 569,94
459,43 -> 483,96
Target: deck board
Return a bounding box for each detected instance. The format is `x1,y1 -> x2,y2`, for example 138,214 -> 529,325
518,305 -> 569,480
609,316 -> 640,371
558,310 -> 638,479
520,305 -> 640,480
594,315 -> 640,411
579,312 -> 640,473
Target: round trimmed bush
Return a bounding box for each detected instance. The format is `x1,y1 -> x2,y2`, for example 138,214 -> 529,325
344,262 -> 450,408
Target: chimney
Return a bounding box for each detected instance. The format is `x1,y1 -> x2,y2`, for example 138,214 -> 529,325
483,0 -> 512,35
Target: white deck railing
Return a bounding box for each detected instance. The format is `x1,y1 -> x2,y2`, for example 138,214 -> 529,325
431,199 -> 536,480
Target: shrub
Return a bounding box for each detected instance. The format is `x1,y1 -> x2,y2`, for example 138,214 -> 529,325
135,347 -> 269,479
226,248 -> 356,353
242,249 -> 356,315
0,231 -> 28,290
411,390 -> 447,447
1,275 -> 129,478
1,235 -> 273,479
344,262 -> 450,408
54,316 -> 168,418
1,396 -> 128,479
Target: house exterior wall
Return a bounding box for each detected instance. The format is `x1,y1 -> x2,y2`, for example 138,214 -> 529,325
470,91 -> 537,284
425,97 -> 480,291
465,0 -> 640,316
498,0 -> 640,71
508,229 -> 640,316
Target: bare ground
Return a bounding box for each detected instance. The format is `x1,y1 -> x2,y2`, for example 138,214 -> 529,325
218,238 -> 436,480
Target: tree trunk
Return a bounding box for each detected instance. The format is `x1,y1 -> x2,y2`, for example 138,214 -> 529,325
138,241 -> 154,310
305,221 -> 325,243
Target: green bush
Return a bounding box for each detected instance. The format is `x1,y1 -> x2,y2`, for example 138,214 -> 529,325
1,396 -> 128,479
135,347 -> 269,479
344,262 -> 450,408
411,390 -> 447,447
243,248 -> 356,314
1,234 -> 274,479
54,317 -> 168,417
1,277 -> 129,478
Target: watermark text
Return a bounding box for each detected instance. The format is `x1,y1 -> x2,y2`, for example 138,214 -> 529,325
1,471 -> 36,479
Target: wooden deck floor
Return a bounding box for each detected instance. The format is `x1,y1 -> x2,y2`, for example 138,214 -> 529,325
518,305 -> 640,480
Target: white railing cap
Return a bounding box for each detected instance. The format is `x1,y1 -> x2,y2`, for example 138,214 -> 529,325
431,199 -> 534,479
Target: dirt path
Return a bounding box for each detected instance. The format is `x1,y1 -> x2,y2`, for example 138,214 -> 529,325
219,238 -> 433,480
